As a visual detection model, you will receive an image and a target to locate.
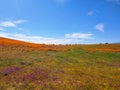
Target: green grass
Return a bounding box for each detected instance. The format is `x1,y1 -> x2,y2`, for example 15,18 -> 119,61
0,46 -> 120,90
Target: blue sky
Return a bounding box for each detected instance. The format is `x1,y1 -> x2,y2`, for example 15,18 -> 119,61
0,0 -> 120,44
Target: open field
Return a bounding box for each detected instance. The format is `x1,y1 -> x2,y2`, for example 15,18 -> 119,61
0,37 -> 120,90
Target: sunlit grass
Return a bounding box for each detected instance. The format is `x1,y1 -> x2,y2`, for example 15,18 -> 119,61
0,38 -> 120,90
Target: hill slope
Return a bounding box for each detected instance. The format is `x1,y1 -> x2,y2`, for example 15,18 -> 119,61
0,37 -> 120,52
0,37 -> 46,47
0,37 -> 65,51
0,37 -> 120,90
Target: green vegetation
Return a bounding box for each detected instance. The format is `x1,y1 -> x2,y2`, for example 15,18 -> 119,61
0,45 -> 120,90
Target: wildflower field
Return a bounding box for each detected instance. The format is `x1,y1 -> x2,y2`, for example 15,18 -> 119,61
0,37 -> 120,90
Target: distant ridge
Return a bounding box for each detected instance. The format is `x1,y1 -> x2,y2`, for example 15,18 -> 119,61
0,37 -> 65,51
111,42 -> 120,44
0,37 -> 46,46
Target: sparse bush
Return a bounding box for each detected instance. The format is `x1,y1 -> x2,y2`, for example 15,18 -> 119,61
19,60 -> 26,65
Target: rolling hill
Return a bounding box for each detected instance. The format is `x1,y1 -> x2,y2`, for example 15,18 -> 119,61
0,37 -> 120,90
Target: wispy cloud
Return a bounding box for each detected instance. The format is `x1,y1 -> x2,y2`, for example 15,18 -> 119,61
13,20 -> 27,24
87,11 -> 94,16
65,33 -> 94,39
0,32 -> 94,44
0,21 -> 16,27
95,23 -> 104,32
87,10 -> 100,16
0,20 -> 27,28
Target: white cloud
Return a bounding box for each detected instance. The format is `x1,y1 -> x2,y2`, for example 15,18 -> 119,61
65,33 -> 94,39
0,20 -> 26,28
0,32 -> 94,44
87,11 -> 94,16
95,23 -> 104,32
0,21 -> 16,27
13,20 -> 27,24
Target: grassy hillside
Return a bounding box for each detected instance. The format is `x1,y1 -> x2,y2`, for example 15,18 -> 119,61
0,37 -> 120,90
